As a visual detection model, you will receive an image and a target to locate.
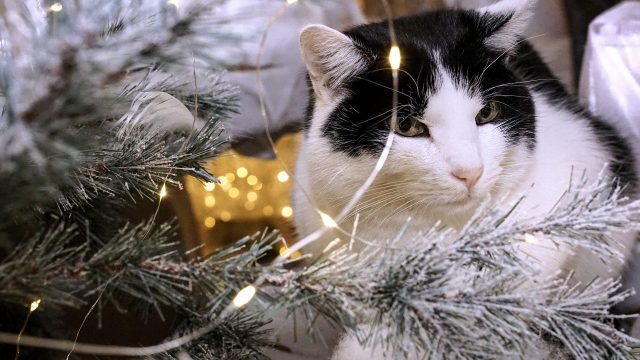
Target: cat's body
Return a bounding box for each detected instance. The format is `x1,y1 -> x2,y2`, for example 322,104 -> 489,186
292,0 -> 637,358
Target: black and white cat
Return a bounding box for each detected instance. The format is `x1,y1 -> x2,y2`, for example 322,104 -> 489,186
292,0 -> 637,357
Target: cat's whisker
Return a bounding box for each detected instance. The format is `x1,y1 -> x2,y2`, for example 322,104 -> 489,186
479,33 -> 548,81
482,78 -> 557,93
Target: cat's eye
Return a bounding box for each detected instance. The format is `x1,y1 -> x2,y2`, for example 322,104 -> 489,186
392,118 -> 428,137
476,101 -> 499,125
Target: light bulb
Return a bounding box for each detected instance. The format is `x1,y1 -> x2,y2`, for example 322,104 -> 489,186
320,212 -> 337,228
159,184 -> 168,199
524,233 -> 538,244
30,299 -> 41,312
232,286 -> 256,308
389,46 -> 401,70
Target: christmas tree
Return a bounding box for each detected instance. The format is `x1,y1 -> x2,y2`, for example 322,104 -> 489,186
1,1 -> 639,359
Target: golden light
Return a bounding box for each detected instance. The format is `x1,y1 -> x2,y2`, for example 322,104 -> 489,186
204,182 -> 216,191
49,3 -> 63,12
253,182 -> 263,191
225,172 -> 236,183
30,299 -> 41,312
220,211 -> 231,222
205,195 -> 216,207
228,187 -> 240,198
281,206 -> 293,218
219,177 -> 231,191
247,175 -> 258,186
279,245 -> 301,259
232,285 -> 256,308
159,184 -> 168,199
277,170 -> 289,183
263,206 -> 274,216
244,202 -> 255,211
389,45 -> 401,70
204,217 -> 216,228
524,233 -> 538,244
236,167 -> 248,178
320,212 -> 337,228
247,191 -> 258,202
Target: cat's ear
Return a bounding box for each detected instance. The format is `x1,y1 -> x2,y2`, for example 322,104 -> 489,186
477,0 -> 535,52
299,25 -> 369,97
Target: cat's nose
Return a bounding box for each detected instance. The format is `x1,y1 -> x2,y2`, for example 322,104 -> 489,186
451,166 -> 483,189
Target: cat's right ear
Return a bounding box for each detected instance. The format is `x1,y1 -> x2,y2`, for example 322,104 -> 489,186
299,25 -> 369,99
476,0 -> 536,52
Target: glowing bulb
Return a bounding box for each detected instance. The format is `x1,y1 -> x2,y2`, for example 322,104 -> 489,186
220,177 -> 231,191
204,217 -> 216,228
524,233 -> 538,244
247,191 -> 258,202
225,172 -> 236,183
237,167 -> 248,178
220,211 -> 231,222
263,206 -> 274,216
323,238 -> 341,253
228,187 -> 240,198
320,212 -> 337,228
159,184 -> 168,199
247,175 -> 258,186
232,285 -> 256,308
277,171 -> 289,183
168,0 -> 180,8
286,0 -> 298,4
244,202 -> 255,211
204,182 -> 216,191
49,3 -> 63,12
281,206 -> 293,218
389,45 -> 401,70
253,182 -> 263,191
279,245 -> 301,259
205,195 -> 216,207
30,299 -> 41,312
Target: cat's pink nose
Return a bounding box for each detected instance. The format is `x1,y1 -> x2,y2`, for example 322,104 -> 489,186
451,166 -> 483,189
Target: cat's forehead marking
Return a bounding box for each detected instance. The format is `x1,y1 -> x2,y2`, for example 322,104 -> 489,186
426,62 -> 481,123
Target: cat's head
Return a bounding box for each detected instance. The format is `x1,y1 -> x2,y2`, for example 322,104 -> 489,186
299,0 -> 537,215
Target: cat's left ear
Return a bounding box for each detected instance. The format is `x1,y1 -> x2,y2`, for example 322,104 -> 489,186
299,24 -> 370,99
477,0 -> 536,52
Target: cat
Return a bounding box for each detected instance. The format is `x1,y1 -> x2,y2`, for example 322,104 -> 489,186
292,0 -> 638,358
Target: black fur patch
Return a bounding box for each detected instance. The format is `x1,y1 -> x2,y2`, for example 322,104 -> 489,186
316,9 -> 536,156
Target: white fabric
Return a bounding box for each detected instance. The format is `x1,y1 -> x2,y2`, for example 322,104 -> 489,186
579,1 -> 640,139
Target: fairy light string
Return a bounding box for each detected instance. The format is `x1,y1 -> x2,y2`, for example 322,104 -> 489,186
14,299 -> 41,360
278,0 -> 401,260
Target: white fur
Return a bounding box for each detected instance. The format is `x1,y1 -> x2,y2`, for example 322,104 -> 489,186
479,0 -> 535,51
299,24 -> 370,97
295,86 -> 636,359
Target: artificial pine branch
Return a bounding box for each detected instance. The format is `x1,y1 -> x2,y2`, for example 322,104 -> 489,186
1,175 -> 639,358
0,222 -> 280,315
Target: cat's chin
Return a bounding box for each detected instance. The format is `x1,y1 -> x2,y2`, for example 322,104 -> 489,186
433,194 -> 482,214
